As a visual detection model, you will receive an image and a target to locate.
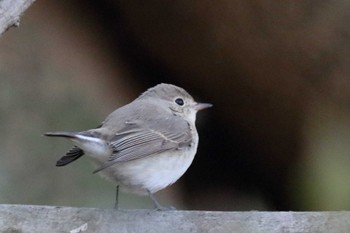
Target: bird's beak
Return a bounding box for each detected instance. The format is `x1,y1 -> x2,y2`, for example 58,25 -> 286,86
193,102 -> 213,111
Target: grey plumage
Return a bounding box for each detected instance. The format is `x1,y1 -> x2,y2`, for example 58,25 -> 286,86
44,83 -> 212,210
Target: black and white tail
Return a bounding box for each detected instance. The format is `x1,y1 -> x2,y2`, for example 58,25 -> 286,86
44,132 -> 85,166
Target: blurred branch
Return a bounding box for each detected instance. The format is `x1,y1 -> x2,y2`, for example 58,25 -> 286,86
1,205 -> 350,232
0,0 -> 36,36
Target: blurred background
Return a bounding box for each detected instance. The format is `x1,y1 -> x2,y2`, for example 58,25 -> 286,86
1,0 -> 350,211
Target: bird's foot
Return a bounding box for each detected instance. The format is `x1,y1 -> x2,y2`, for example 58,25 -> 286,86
148,190 -> 176,211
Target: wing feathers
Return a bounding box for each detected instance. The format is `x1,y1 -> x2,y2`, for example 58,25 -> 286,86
93,118 -> 192,173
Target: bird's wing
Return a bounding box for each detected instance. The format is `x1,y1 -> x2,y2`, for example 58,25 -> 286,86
93,117 -> 193,173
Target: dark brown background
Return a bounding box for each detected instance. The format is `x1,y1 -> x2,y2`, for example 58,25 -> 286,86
1,0 -> 350,210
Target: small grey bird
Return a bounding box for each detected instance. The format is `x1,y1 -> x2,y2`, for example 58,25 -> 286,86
45,83 -> 212,210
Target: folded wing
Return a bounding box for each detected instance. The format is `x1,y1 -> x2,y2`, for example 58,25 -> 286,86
93,116 -> 192,173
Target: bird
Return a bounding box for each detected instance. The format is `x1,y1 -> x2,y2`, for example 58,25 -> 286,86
44,83 -> 212,210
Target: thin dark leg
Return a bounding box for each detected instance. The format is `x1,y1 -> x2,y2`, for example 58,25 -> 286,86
114,185 -> 119,209
147,189 -> 176,211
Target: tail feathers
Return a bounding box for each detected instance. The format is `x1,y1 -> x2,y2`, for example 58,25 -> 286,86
44,132 -> 80,138
56,146 -> 84,166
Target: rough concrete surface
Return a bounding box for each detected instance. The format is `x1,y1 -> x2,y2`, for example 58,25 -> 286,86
0,205 -> 349,233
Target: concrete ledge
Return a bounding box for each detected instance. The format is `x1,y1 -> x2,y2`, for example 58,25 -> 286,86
0,204 -> 349,233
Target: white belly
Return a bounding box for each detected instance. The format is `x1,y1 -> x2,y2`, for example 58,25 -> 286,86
79,124 -> 199,196
92,147 -> 197,195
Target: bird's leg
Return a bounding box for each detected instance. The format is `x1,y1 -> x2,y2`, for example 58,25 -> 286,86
114,185 -> 119,209
147,189 -> 176,211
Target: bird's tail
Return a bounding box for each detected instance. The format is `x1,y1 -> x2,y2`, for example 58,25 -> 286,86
44,132 -> 80,138
44,132 -> 85,166
56,146 -> 85,166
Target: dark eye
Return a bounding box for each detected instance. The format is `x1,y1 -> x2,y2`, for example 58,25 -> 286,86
175,98 -> 184,106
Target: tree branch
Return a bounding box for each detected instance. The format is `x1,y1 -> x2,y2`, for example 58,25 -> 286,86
0,0 -> 36,36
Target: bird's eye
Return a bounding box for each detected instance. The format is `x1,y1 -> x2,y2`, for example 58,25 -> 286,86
175,98 -> 184,106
